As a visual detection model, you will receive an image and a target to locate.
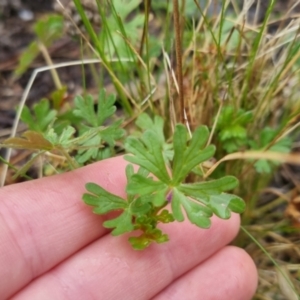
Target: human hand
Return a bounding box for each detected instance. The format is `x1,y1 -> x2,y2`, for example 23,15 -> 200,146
0,156 -> 257,299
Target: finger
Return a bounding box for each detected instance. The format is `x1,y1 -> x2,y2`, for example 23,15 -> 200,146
12,214 -> 240,299
153,246 -> 258,300
0,156 -> 128,299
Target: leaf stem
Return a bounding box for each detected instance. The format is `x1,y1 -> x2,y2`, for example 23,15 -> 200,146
58,147 -> 79,169
173,0 -> 185,124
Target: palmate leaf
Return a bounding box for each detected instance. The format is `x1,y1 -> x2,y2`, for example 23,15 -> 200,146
172,125 -> 215,184
73,90 -> 124,163
178,176 -> 239,202
209,193 -> 245,219
136,113 -> 165,145
126,174 -> 168,196
76,131 -> 102,164
125,130 -> 170,183
20,99 -> 57,133
250,127 -> 293,173
170,176 -> 242,228
83,183 -> 127,214
136,114 -> 173,163
73,89 -> 117,127
100,119 -> 125,146
172,189 -> 213,228
45,126 -> 76,146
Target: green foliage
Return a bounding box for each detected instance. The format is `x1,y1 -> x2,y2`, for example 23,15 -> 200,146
101,0 -> 144,57
73,90 -> 125,163
249,127 -> 293,173
83,116 -> 245,250
3,89 -> 124,175
135,113 -> 173,163
216,106 -> 253,153
20,99 -> 57,133
15,14 -> 64,76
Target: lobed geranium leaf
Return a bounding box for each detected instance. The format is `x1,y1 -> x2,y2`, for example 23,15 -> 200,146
73,89 -> 117,127
178,176 -> 239,202
100,119 -> 125,146
136,113 -> 165,145
20,99 -> 57,133
209,193 -> 245,219
172,189 -> 212,228
172,125 -> 215,184
125,130 -> 170,183
126,174 -> 167,196
96,89 -> 117,125
74,95 -> 98,127
83,182 -> 127,214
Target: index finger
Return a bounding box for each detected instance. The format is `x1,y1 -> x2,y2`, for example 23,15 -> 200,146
0,156 -> 128,299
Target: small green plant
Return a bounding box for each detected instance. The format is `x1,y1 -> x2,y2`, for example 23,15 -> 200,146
83,116 -> 245,250
15,14 -> 64,77
216,106 -> 253,153
2,89 -> 125,175
249,127 -> 293,173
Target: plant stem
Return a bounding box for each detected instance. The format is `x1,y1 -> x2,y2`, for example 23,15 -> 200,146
173,0 -> 185,124
38,41 -> 63,90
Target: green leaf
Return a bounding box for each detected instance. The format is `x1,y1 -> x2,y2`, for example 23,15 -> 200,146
136,113 -> 165,145
20,99 -> 57,133
15,15 -> 63,76
15,41 -> 40,76
128,228 -> 169,250
96,89 -> 117,125
216,106 -> 253,153
50,86 -> 68,110
74,95 -> 98,127
178,176 -> 239,202
76,123 -> 124,164
83,183 -> 127,214
172,125 -> 215,184
152,188 -> 168,207
130,196 -> 152,215
34,14 -> 64,45
209,193 -> 245,219
250,127 -> 292,173
76,131 -> 102,164
100,119 -> 125,146
171,189 -> 185,222
73,89 -> 117,127
103,210 -> 134,235
125,164 -> 135,180
172,189 -> 212,228
136,114 -> 173,163
220,124 -> 246,140
126,174 -> 167,196
183,199 -> 213,228
125,130 -> 170,183
45,126 -> 75,146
